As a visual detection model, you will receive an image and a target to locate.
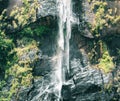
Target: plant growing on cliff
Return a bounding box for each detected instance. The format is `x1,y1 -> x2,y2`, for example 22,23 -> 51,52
0,30 -> 16,71
0,37 -> 40,100
0,0 -> 49,100
91,1 -> 107,36
0,0 -> 40,32
98,42 -> 114,73
5,63 -> 33,100
88,40 -> 114,73
18,25 -> 50,38
90,0 -> 120,37
9,0 -> 39,28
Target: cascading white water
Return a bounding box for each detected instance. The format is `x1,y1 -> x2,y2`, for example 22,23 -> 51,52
31,0 -> 79,100
57,0 -> 72,80
55,0 -> 73,99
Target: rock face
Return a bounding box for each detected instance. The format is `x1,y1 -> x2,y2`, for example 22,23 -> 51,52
7,0 -> 119,101
17,34 -> 113,101
66,60 -> 112,101
37,0 -> 57,17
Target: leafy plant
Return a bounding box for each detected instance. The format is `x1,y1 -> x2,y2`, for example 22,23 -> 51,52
0,31 -> 15,71
98,42 -> 114,73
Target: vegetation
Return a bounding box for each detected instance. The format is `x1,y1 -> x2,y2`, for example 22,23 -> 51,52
0,0 -> 49,100
87,0 -> 120,37
0,0 -> 120,100
88,40 -> 114,73
86,0 -> 120,73
91,1 -> 107,36
0,30 -> 15,73
5,64 -> 33,100
86,2 -> 120,100
98,42 -> 114,73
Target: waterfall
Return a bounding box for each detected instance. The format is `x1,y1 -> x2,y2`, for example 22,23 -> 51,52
55,0 -> 72,100
31,0 -> 78,100
57,0 -> 72,81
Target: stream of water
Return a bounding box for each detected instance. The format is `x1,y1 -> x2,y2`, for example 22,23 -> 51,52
56,0 -> 73,100
31,0 -> 78,100
57,0 -> 72,84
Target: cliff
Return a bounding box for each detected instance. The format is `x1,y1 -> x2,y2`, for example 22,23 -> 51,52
0,0 -> 120,101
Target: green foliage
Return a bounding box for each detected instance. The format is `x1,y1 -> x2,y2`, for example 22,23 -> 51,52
6,64 -> 33,87
91,1 -> 107,36
20,27 -> 34,36
0,91 -> 9,101
88,40 -> 114,73
19,25 -> 50,37
98,42 -> 114,73
0,31 -> 16,71
9,0 -> 39,28
15,39 -> 39,64
98,51 -> 114,73
4,40 -> 38,99
34,25 -> 49,36
1,39 -> 39,100
0,30 -> 17,100
88,40 -> 100,64
0,0 -> 8,14
90,0 -> 120,37
0,0 -> 48,100
0,10 -> 8,31
0,80 -> 6,90
0,0 -> 39,32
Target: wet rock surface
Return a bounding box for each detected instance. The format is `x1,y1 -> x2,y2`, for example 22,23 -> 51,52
18,56 -> 113,101
69,60 -> 112,101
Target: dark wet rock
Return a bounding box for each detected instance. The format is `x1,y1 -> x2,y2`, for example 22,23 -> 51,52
33,55 -> 52,76
61,84 -> 72,101
68,59 -> 112,100
70,67 -> 111,101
